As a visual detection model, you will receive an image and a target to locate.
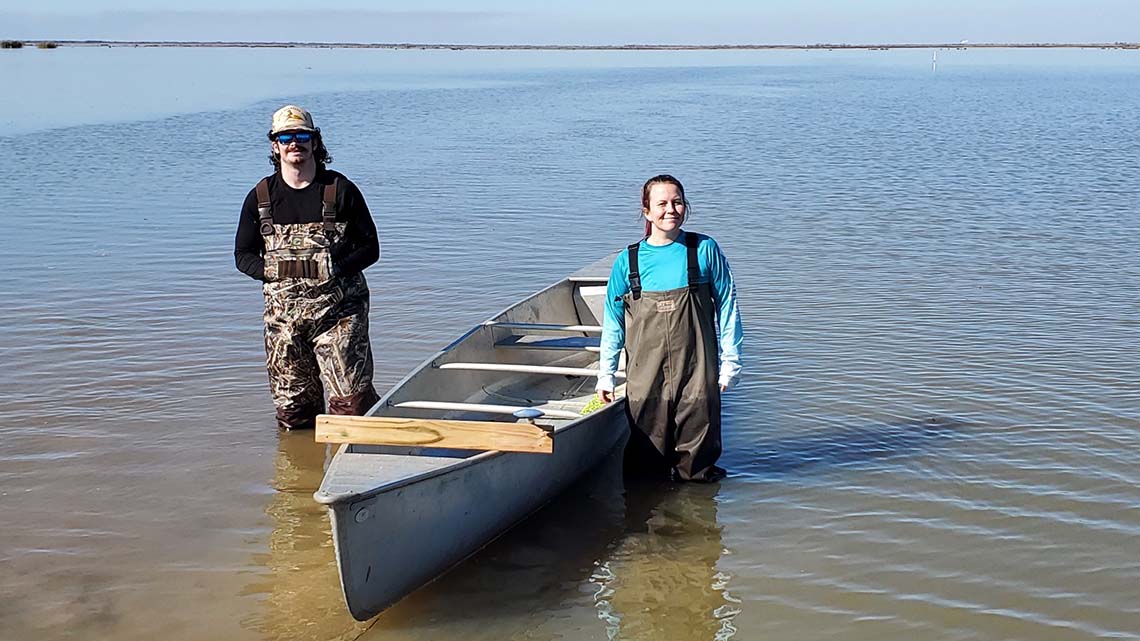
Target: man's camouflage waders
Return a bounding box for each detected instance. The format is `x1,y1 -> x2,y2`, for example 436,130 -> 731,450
622,232 -> 725,482
256,178 -> 379,430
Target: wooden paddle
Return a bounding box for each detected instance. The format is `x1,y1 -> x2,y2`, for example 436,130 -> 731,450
314,414 -> 554,453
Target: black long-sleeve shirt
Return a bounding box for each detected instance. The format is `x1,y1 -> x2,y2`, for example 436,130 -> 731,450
234,169 -> 379,281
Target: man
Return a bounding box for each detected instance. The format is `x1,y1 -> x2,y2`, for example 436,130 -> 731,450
235,105 -> 380,430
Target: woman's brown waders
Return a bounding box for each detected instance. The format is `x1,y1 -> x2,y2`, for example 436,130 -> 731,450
622,232 -> 725,482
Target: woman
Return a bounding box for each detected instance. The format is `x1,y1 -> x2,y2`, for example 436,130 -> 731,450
597,175 -> 742,482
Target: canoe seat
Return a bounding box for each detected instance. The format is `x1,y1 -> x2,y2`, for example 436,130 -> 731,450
483,321 -> 602,334
494,335 -> 601,352
437,362 -> 625,379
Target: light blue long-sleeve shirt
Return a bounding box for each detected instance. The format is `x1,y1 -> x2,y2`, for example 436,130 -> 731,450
598,231 -> 743,391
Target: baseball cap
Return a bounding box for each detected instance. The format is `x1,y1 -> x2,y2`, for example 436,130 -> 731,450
270,105 -> 317,135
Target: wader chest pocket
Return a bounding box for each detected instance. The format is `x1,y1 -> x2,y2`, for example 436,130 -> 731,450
277,259 -> 322,279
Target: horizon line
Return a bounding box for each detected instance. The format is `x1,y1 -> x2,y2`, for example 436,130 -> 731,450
7,40 -> 1140,51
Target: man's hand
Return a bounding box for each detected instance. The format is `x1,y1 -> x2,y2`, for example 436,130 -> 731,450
599,389 -> 614,404
263,254 -> 279,282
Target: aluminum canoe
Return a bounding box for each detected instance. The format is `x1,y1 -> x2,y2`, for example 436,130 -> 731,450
314,254 -> 629,621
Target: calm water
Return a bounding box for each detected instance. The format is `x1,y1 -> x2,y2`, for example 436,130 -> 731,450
1,47 -> 1139,641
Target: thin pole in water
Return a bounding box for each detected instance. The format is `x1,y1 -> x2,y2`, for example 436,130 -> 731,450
932,49 -> 938,72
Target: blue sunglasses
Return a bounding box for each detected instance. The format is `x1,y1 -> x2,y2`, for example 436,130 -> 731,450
273,131 -> 313,144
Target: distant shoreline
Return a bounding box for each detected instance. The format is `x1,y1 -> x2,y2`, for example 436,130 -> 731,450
10,40 -> 1140,51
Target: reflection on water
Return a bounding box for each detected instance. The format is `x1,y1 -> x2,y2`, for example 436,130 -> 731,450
356,447 -> 634,640
305,444 -> 740,641
241,433 -> 372,641
593,480 -> 738,641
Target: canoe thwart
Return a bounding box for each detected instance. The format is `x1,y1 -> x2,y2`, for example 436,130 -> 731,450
315,415 -> 554,454
393,401 -> 580,420
494,335 -> 601,352
483,321 -> 602,334
438,362 -> 625,379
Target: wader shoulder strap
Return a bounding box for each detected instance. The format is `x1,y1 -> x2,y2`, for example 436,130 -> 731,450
255,178 -> 274,236
322,178 -> 338,235
684,231 -> 701,292
627,242 -> 642,301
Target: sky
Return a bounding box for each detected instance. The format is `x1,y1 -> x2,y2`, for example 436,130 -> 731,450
2,0 -> 1138,45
